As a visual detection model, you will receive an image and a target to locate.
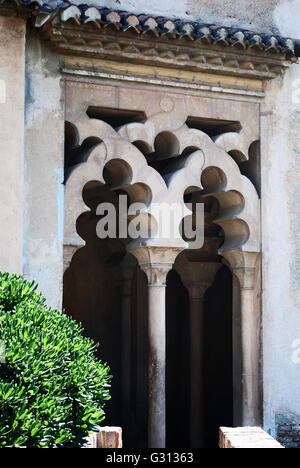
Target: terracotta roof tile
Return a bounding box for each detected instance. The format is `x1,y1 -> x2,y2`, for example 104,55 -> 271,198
1,0 -> 298,57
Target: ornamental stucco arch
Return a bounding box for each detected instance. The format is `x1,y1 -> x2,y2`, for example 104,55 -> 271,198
63,95 -> 262,446
63,97 -> 260,271
117,102 -> 260,251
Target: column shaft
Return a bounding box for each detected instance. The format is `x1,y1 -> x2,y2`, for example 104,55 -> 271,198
121,286 -> 133,430
190,296 -> 205,448
148,283 -> 166,448
120,256 -> 136,438
128,244 -> 184,449
223,250 -> 261,427
240,287 -> 259,426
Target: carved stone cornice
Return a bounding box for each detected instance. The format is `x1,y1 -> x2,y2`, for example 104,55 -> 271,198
42,22 -> 294,81
1,1 -> 298,82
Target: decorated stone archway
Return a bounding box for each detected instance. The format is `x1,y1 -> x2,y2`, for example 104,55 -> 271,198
64,94 -> 261,448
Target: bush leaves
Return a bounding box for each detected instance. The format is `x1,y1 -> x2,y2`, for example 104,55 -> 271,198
0,272 -> 112,448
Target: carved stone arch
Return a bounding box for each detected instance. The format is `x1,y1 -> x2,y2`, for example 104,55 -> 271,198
83,111 -> 261,253
117,94 -> 188,151
64,108 -> 260,267
213,130 -> 254,162
163,125 -> 261,252
64,126 -> 168,271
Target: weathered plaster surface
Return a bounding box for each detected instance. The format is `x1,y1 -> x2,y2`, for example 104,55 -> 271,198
274,0 -> 300,38
261,61 -> 300,436
0,17 -> 25,274
23,31 -> 64,308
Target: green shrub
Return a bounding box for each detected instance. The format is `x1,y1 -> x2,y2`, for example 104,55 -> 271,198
0,272 -> 111,448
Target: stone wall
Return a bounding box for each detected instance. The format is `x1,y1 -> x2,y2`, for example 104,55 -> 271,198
276,413 -> 300,448
0,16 -> 26,274
23,30 -> 64,309
261,57 -> 300,441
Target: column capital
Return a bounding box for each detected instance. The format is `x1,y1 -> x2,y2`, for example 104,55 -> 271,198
141,263 -> 173,286
222,250 -> 260,290
176,261 -> 221,299
128,243 -> 184,286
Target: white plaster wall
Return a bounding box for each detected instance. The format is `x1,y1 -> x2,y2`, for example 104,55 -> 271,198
0,17 -> 25,274
23,32 -> 64,309
261,4 -> 300,435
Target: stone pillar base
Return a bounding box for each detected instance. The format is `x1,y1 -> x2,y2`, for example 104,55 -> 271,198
219,427 -> 284,449
84,427 -> 123,448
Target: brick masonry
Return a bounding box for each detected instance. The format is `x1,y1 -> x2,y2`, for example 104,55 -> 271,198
276,413 -> 300,448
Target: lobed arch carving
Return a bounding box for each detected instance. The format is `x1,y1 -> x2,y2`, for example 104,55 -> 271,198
116,119 -> 260,251
64,97 -> 260,272
64,136 -> 166,249
213,130 -> 255,162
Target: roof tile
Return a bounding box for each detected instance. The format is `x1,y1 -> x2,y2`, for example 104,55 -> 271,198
1,0 -> 298,57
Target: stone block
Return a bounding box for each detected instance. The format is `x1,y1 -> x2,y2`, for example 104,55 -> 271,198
84,427 -> 123,448
219,427 -> 284,449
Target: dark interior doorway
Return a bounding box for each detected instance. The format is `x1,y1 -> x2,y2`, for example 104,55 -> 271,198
63,196 -> 234,449
203,265 -> 233,448
165,265 -> 233,449
63,258 -> 233,449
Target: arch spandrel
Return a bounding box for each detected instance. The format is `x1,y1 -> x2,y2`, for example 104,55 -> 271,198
117,95 -> 188,149
214,131 -> 253,162
169,125 -> 260,252
73,115 -> 120,146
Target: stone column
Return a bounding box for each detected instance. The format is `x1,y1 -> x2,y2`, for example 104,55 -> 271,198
128,244 -> 183,448
120,254 -> 136,432
223,250 -> 261,427
177,261 -> 221,448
